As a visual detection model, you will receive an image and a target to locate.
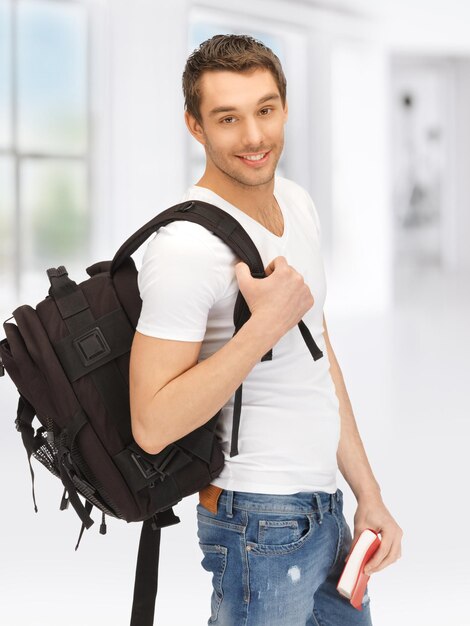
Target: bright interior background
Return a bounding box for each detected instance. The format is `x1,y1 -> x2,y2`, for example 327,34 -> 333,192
1,0 -> 469,624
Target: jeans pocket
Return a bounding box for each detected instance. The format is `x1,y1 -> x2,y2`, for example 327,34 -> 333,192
198,543 -> 228,623
257,518 -> 301,545
246,513 -> 316,556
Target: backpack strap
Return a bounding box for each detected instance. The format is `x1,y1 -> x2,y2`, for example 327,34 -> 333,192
112,199 -> 274,355
14,394 -> 95,530
111,200 -> 266,279
130,508 -> 180,626
15,394 -> 39,512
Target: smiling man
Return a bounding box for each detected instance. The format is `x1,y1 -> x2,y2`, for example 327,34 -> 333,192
130,34 -> 402,626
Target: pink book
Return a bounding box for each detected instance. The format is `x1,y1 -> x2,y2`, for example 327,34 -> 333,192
336,528 -> 381,611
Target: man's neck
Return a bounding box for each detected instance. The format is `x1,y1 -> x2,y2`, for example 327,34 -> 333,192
195,172 -> 276,219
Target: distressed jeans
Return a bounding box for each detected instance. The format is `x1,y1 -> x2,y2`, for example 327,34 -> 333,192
196,488 -> 373,626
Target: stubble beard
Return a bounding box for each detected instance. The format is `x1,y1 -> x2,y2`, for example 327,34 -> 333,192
204,135 -> 284,189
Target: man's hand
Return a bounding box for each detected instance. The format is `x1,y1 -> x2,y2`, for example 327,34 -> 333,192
353,494 -> 403,575
235,256 -> 314,342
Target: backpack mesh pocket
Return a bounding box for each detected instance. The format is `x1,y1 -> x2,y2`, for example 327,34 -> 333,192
33,430 -> 61,478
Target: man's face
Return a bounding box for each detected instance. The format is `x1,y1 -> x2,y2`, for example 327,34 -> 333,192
187,68 -> 288,188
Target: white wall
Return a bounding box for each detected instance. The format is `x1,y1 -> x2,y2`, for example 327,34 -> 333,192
379,0 -> 470,53
329,39 -> 392,315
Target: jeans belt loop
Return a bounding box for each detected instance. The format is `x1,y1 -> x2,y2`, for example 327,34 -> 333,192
226,489 -> 234,518
314,493 -> 323,524
329,492 -> 336,513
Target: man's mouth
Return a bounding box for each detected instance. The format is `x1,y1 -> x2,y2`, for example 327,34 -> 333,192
236,151 -> 271,165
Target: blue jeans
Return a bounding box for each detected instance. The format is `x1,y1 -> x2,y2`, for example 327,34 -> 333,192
196,487 -> 373,626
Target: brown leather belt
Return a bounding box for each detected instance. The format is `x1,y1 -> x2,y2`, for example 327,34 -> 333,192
199,483 -> 223,514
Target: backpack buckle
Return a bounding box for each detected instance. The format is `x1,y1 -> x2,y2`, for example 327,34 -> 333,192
131,452 -> 160,480
175,201 -> 194,212
131,447 -> 178,482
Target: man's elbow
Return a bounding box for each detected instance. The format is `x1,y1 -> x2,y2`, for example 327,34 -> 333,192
131,412 -> 166,456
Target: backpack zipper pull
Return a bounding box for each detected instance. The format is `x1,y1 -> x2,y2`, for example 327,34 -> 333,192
100,511 -> 107,535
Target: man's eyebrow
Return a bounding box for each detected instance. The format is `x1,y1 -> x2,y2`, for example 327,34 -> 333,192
208,93 -> 280,117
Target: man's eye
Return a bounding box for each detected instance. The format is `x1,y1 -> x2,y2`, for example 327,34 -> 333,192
260,107 -> 273,115
221,116 -> 236,124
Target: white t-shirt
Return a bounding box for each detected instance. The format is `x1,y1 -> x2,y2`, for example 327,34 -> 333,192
136,175 -> 340,495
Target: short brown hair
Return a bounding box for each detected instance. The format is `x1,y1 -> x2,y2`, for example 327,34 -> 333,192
182,34 -> 287,125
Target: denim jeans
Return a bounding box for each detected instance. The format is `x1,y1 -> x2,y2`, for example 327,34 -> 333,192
196,487 -> 373,626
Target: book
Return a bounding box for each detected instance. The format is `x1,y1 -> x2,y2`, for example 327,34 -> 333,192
336,528 -> 381,611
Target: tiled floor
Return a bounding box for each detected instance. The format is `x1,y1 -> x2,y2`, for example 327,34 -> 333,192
0,264 -> 468,625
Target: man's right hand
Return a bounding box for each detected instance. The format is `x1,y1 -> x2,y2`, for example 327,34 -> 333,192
235,256 -> 314,341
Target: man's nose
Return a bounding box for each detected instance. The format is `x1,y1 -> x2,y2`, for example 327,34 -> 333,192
240,117 -> 264,149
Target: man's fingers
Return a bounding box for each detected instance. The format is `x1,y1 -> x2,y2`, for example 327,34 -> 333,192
264,255 -> 287,276
366,546 -> 401,574
264,262 -> 274,276
364,537 -> 391,573
235,261 -> 250,283
365,536 -> 402,574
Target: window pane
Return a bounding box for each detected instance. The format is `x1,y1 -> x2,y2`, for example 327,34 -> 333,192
17,0 -> 87,154
0,0 -> 12,148
20,159 -> 88,297
0,156 -> 15,300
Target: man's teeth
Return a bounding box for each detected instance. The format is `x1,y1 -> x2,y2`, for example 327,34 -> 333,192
242,153 -> 266,161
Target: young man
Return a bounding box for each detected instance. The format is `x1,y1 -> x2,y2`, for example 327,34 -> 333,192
129,34 -> 402,625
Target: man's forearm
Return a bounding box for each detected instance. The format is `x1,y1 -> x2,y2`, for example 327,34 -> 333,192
323,319 -> 382,502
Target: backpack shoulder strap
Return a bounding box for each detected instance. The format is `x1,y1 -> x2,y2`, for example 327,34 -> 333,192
110,197 -> 270,343
110,200 -> 266,279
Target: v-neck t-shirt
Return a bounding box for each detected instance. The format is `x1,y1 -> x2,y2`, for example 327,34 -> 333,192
136,175 -> 340,495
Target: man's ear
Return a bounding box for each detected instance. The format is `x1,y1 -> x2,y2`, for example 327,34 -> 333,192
184,111 -> 206,146
283,99 -> 289,124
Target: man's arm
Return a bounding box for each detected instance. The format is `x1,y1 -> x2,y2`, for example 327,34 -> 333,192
323,313 -> 403,574
130,316 -> 275,455
130,256 -> 314,455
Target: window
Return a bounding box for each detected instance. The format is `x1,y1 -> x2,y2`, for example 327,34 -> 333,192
0,0 -> 89,307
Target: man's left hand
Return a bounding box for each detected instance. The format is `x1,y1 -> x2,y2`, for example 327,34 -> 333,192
352,494 -> 403,575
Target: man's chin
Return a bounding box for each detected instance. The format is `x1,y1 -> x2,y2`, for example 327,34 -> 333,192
229,167 -> 276,188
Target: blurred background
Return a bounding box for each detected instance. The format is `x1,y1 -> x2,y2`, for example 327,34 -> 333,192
0,1 -> 469,624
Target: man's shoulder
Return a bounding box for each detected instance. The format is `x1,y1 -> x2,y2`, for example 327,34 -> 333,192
146,219 -> 226,258
144,190 -> 235,262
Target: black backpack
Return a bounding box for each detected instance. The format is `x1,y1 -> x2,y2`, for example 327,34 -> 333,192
0,199 -> 323,625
